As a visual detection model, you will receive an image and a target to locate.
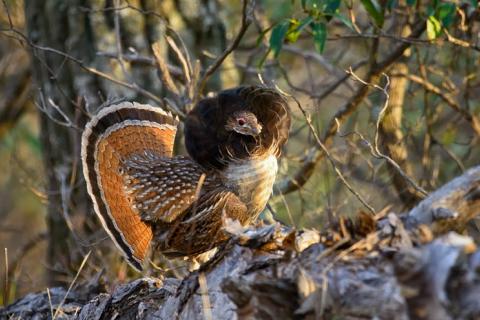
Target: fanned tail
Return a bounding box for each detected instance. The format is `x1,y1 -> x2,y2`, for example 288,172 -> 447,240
81,102 -> 179,270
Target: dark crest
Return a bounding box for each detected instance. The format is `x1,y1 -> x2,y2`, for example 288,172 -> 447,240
185,86 -> 291,169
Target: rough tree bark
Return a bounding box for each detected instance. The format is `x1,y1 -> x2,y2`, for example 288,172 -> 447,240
380,61 -> 425,208
174,0 -> 228,91
23,0 -> 173,285
25,0 -> 100,284
2,165 -> 480,319
380,3 -> 424,208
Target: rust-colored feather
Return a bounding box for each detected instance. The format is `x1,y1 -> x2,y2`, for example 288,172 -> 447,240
81,102 -> 178,270
81,86 -> 291,271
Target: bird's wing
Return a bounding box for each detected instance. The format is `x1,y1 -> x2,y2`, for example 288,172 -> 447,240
122,155 -> 220,223
182,188 -> 247,225
159,188 -> 248,256
81,101 -> 178,270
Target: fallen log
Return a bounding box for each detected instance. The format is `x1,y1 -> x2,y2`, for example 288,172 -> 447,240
1,165 -> 479,320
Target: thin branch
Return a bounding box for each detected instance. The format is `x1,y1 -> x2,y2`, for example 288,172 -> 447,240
197,0 -> 253,94
52,251 -> 91,320
281,90 -> 376,214
395,72 -> 480,136
3,248 -> 8,305
6,232 -> 48,285
96,51 -> 184,78
282,45 -> 345,78
165,35 -> 192,85
79,1 -> 165,21
274,20 -> 426,195
1,0 -> 13,29
166,27 -> 194,80
346,69 -> 428,197
198,273 -> 213,320
113,0 -> 130,81
35,90 -> 81,130
152,42 -> 180,96
0,27 -> 185,118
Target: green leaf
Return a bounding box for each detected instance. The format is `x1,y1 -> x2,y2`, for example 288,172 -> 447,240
406,0 -> 416,6
334,13 -> 355,31
257,48 -> 270,69
324,0 -> 341,15
255,25 -> 274,47
471,0 -> 478,8
437,3 -> 456,27
301,0 -> 340,18
426,15 -> 442,40
297,16 -> 314,30
311,22 -> 327,53
426,4 -> 435,16
387,0 -> 398,11
360,0 -> 384,27
269,21 -> 290,58
286,16 -> 313,43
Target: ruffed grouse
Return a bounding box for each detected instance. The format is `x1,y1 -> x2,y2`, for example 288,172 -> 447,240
81,86 -> 291,270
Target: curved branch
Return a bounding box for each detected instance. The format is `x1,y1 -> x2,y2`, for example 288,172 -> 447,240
196,0 -> 253,95
274,20 -> 426,196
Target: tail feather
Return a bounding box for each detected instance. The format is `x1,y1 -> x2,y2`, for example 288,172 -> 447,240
81,102 -> 178,270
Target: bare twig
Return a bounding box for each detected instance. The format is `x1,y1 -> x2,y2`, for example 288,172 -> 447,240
274,20 -> 426,195
152,42 -> 180,96
435,140 -> 465,173
346,69 -> 428,197
96,51 -> 179,72
197,0 -> 253,94
1,0 -> 13,29
279,59 -> 367,100
33,90 -> 80,133
198,273 -> 213,320
6,232 -> 47,285
274,187 -> 296,226
3,248 -> 7,306
52,251 -> 91,320
280,89 -> 376,214
0,27 -> 185,118
79,1 -> 165,21
113,0 -> 130,81
166,28 -> 194,78
165,35 -> 192,86
394,72 -> 480,136
282,45 -> 345,78
47,288 -> 54,319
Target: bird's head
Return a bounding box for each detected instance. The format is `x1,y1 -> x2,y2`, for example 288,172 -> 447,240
224,110 -> 263,137
185,85 -> 291,169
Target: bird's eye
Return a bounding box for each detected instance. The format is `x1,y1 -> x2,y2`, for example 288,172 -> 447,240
237,118 -> 246,126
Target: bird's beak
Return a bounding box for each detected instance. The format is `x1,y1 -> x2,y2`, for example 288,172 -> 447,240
251,124 -> 262,136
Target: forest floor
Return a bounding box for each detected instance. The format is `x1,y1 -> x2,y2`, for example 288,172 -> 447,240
1,165 -> 480,320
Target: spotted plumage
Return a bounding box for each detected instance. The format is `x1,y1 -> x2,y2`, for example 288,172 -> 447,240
81,86 -> 291,271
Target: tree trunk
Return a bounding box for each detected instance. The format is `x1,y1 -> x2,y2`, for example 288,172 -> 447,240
23,0 -> 232,286
380,6 -> 424,208
25,0 -> 99,285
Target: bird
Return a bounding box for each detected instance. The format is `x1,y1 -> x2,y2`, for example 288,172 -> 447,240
81,86 -> 291,271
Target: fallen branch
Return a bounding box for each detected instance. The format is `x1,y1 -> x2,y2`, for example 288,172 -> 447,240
404,165 -> 480,234
2,165 -> 480,319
